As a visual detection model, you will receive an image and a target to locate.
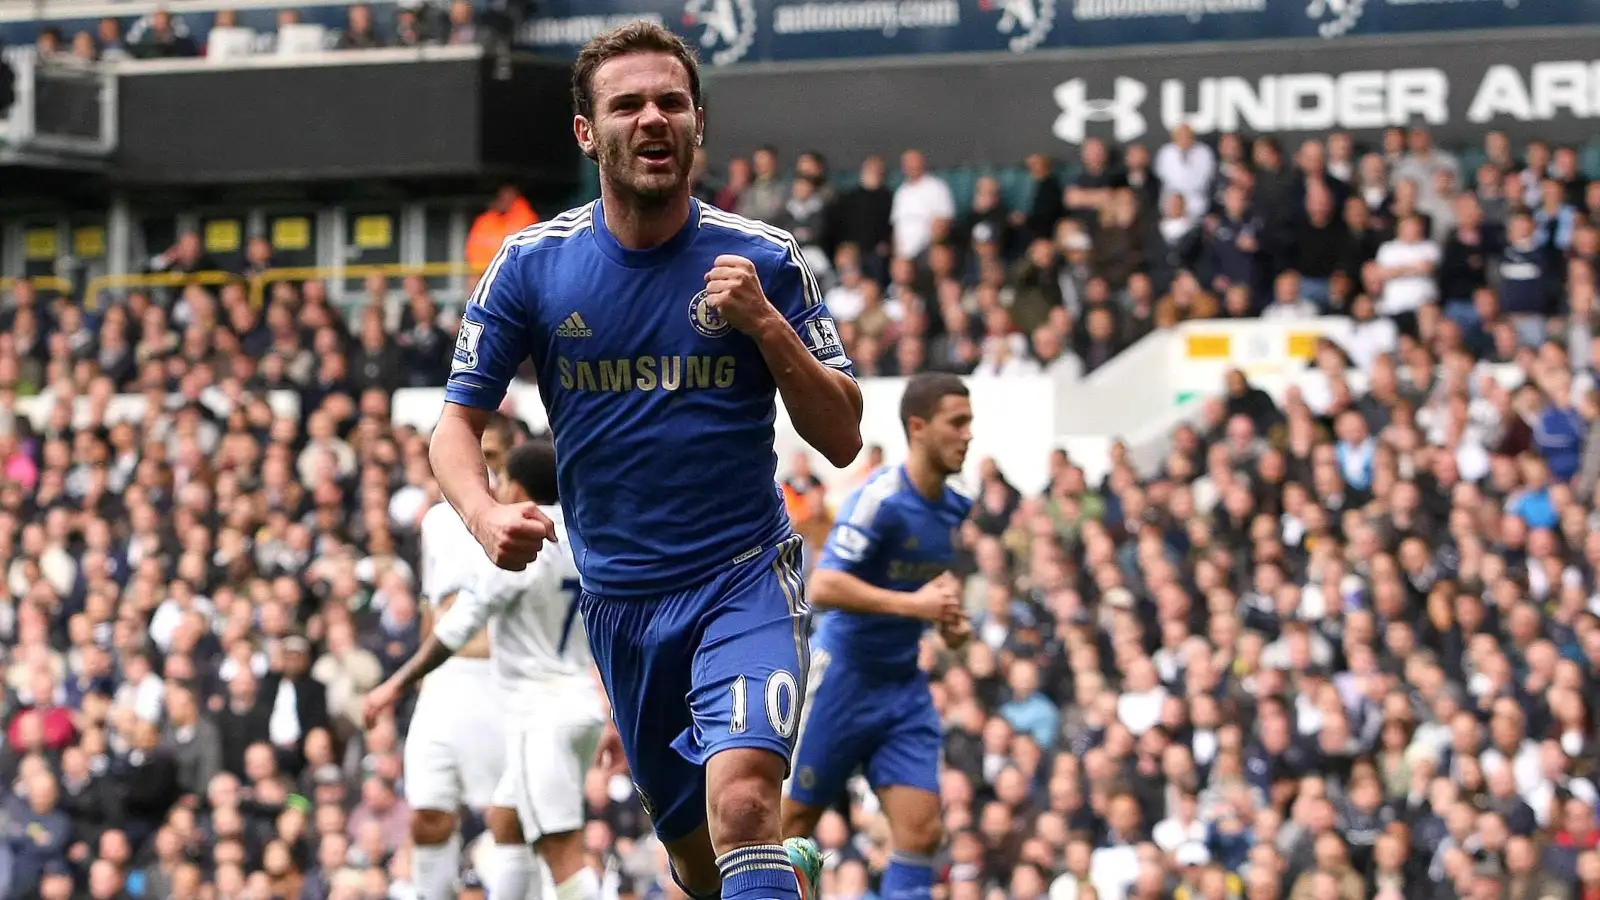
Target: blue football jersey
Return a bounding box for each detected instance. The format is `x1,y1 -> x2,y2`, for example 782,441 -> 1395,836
445,200 -> 853,596
813,465 -> 973,677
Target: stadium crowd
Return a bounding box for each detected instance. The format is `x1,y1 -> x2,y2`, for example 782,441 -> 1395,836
0,119 -> 1599,900
25,1 -> 495,63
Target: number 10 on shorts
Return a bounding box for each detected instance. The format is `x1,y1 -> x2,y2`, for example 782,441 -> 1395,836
729,672 -> 799,738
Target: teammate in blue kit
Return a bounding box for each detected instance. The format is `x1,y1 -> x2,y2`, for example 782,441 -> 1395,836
428,20 -> 861,900
782,373 -> 975,900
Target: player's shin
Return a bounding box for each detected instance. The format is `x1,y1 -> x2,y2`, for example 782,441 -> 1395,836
485,842 -> 540,900
880,787 -> 943,900
707,752 -> 802,900
410,832 -> 462,900
487,807 -> 539,900
537,830 -> 598,900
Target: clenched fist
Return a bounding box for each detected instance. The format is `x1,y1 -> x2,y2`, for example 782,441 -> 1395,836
704,255 -> 781,337
468,501 -> 556,571
909,571 -> 964,624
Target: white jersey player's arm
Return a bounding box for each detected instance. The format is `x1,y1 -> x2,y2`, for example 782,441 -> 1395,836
431,581 -> 507,652
373,581 -> 507,708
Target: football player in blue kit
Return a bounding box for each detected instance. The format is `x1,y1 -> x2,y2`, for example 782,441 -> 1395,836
428,20 -> 862,900
782,373 -> 975,900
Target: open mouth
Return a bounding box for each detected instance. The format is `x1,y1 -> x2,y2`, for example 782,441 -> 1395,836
637,144 -> 673,163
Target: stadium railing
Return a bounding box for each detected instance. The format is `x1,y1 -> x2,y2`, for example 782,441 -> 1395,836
0,275 -> 73,296
77,261 -> 472,311
83,270 -> 242,311
246,260 -> 471,308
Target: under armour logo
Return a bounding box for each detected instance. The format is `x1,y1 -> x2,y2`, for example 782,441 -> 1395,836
1051,77 -> 1148,144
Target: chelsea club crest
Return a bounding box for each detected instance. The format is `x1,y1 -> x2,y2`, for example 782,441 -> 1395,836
689,289 -> 732,338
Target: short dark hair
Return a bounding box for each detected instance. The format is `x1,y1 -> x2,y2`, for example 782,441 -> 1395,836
505,436 -> 559,506
899,372 -> 968,436
572,21 -> 702,121
483,411 -> 517,448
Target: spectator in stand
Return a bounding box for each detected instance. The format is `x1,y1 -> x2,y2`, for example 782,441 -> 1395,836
126,9 -> 198,58
1155,124 -> 1216,232
1148,194 -> 1201,296
1499,211 -> 1562,346
962,175 -> 1016,262
1091,188 -> 1144,292
1535,177 -> 1580,252
1204,182 -> 1261,303
1291,184 -> 1352,311
775,175 -> 830,279
1371,214 -> 1439,333
464,185 -> 538,278
1021,153 -> 1068,245
147,233 -> 217,277
1393,125 -> 1459,209
95,17 -> 132,61
1155,270 -> 1218,328
1260,271 -> 1318,322
735,145 -> 788,223
715,155 -> 751,212
446,0 -> 478,44
1066,138 -> 1123,224
828,155 -> 894,279
891,148 -> 955,262
1438,193 -> 1503,328
337,4 -> 387,49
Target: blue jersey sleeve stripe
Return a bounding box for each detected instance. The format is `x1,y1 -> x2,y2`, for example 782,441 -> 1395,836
443,379 -> 504,407
699,208 -> 822,308
468,205 -> 595,310
847,469 -> 900,531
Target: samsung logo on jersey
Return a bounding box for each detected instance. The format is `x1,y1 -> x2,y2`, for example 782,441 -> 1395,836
888,559 -> 952,584
556,355 -> 738,392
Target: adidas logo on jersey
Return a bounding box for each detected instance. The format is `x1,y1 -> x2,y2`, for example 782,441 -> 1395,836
556,312 -> 593,338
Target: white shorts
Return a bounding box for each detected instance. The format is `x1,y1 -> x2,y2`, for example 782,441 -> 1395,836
491,712 -> 604,842
404,658 -> 506,811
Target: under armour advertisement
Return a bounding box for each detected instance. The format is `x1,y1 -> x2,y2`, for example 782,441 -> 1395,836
3,0 -> 1600,65
698,27 -> 1600,165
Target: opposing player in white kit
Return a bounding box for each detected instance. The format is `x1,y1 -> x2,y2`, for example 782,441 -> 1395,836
368,437 -> 607,900
393,414 -> 527,899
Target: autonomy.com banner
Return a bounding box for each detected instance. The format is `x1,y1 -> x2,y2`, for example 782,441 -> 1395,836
517,0 -> 1600,64
3,0 -> 1600,66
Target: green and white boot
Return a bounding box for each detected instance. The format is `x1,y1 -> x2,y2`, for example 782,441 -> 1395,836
784,837 -> 824,900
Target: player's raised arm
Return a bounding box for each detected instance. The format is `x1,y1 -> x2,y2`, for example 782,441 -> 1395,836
433,238 -> 554,570
704,251 -> 863,468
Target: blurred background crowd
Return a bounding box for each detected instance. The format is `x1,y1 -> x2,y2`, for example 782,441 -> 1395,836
19,0 -> 515,63
3,116 -> 1600,900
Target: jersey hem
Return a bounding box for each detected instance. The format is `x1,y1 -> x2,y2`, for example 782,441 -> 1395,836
578,525 -> 796,599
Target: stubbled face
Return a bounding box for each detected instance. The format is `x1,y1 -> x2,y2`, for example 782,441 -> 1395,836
578,51 -> 702,208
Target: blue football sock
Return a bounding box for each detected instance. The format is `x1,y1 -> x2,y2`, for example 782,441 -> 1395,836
716,845 -> 801,900
881,851 -> 935,900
